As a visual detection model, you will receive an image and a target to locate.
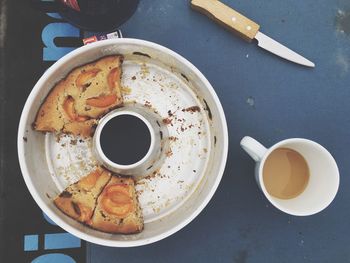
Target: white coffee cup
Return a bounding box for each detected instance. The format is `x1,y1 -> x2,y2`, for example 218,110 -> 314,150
240,136 -> 340,216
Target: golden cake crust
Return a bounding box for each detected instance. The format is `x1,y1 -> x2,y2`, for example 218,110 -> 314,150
54,169 -> 144,234
88,176 -> 144,234
34,55 -> 124,137
54,167 -> 111,224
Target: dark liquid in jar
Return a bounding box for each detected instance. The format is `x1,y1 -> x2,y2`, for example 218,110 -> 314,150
100,115 -> 151,165
57,0 -> 140,32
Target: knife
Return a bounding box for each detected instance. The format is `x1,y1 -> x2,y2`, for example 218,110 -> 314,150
191,0 -> 315,67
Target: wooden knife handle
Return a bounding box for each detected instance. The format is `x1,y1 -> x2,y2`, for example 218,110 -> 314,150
191,0 -> 260,42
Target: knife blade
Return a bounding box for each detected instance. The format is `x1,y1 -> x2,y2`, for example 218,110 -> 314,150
191,0 -> 315,67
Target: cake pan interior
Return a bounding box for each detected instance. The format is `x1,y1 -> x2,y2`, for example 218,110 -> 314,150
18,39 -> 228,247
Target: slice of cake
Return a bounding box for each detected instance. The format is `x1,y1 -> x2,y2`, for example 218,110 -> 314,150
55,168 -> 144,234
34,55 -> 124,137
88,176 -> 144,234
54,167 -> 111,224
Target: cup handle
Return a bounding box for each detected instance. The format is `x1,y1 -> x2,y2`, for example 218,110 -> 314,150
240,136 -> 268,162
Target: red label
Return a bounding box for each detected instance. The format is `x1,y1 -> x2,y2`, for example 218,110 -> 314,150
60,0 -> 81,12
83,36 -> 98,45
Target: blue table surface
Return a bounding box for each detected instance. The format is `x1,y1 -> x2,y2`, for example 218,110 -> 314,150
88,0 -> 350,262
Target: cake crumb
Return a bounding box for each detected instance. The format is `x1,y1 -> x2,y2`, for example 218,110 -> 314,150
183,106 -> 201,112
162,118 -> 172,125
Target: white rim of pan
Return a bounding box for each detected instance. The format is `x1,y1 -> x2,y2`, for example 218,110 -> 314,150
17,38 -> 229,247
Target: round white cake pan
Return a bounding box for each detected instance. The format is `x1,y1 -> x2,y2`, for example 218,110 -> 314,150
18,38 -> 228,247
